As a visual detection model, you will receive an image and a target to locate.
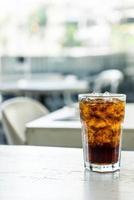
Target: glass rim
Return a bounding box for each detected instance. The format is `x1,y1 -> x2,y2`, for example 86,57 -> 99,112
79,93 -> 126,99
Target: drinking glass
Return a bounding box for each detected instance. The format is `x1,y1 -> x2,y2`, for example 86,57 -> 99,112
79,93 -> 126,172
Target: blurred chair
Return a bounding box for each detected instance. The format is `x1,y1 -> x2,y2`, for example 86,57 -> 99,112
1,97 -> 49,145
93,69 -> 124,93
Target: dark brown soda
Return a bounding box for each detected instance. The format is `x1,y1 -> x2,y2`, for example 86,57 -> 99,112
88,144 -> 119,164
79,97 -> 125,165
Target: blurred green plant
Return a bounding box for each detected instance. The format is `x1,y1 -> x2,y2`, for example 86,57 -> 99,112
111,23 -> 134,52
28,5 -> 47,34
0,16 -> 10,48
62,23 -> 82,47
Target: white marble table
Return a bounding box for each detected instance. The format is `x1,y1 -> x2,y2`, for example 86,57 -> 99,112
0,145 -> 133,200
26,103 -> 134,150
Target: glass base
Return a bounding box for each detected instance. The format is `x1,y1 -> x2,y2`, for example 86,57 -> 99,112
85,161 -> 120,173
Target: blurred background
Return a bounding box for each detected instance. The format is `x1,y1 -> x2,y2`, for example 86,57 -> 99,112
0,0 -> 134,105
0,0 -> 134,144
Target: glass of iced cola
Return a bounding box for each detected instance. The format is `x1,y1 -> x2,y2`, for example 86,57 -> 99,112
79,93 -> 126,172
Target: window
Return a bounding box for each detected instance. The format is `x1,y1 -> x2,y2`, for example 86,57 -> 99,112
0,0 -> 129,56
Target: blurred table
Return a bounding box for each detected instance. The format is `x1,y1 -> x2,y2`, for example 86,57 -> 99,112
0,75 -> 89,108
0,145 -> 134,200
26,103 -> 134,150
0,75 -> 88,95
